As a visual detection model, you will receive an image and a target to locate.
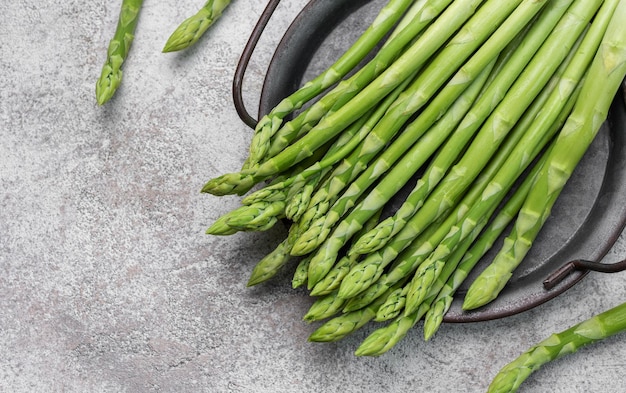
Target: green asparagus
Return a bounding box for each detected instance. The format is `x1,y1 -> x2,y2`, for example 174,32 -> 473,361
202,0 -> 486,196
96,0 -> 143,105
162,0 -> 231,53
488,301 -> 626,393
198,0 -> 626,366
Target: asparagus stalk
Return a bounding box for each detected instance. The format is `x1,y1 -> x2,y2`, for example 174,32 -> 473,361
339,170 -> 488,309
358,239 -> 491,355
422,141 -> 559,340
95,0 -> 143,105
337,55 -> 557,302
287,75 -> 418,243
355,305 -> 426,356
247,236 -> 292,286
353,0 -> 602,302
373,285 -> 409,323
488,301 -> 626,393
284,172 -> 325,222
340,216 -> 448,312
292,255 -> 312,289
207,150 -> 320,233
358,234 -> 488,355
162,0 -> 231,53
298,61 -> 496,288
241,111 -> 373,207
304,0 -> 572,292
303,290 -> 346,322
256,0 -> 460,166
375,227 -> 474,322
463,0 -> 626,310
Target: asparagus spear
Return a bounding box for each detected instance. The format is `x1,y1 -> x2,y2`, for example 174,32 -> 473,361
355,308 -> 423,356
303,289 -> 346,322
292,255 -> 312,289
240,112 -> 373,207
488,301 -> 626,393
336,45 -> 558,302
247,236 -> 292,286
309,208 -> 383,296
339,171 -> 487,309
359,235 -> 494,355
289,75 -> 417,236
357,231 -> 490,355
338,35 -> 529,303
299,64 -> 495,288
162,0 -> 231,53
256,0 -> 460,165
296,0 -> 559,291
95,0 -> 143,105
422,141 -> 558,340
375,227 -> 474,322
463,0 -> 626,310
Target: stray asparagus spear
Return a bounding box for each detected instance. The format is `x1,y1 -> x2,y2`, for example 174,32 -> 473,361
163,0 -> 231,53
96,0 -> 143,105
488,301 -> 626,393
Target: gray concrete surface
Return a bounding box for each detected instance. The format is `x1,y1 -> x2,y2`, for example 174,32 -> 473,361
1,1 -> 626,392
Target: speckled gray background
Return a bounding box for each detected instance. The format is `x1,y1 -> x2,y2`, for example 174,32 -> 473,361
1,1 -> 626,392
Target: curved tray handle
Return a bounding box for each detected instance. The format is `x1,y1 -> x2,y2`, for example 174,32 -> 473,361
233,0 -> 282,129
544,258 -> 626,290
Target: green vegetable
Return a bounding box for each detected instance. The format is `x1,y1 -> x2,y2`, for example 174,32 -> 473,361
162,0 -> 231,53
334,58 -> 498,299
488,301 -> 626,393
309,208 -> 383,296
201,0 -> 626,361
291,255 -> 312,289
95,0 -> 143,105
422,141 -> 553,340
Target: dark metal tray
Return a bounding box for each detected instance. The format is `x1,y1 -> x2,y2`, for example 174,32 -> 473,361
234,0 -> 626,322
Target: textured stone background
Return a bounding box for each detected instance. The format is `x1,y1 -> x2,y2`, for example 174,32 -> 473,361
1,1 -> 626,392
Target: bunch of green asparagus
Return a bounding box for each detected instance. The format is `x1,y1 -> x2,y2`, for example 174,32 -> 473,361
202,0 -> 626,360
96,0 -> 231,105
